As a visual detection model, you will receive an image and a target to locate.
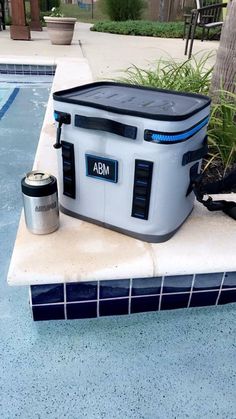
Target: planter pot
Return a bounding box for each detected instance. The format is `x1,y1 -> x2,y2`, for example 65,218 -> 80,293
44,17 -> 77,45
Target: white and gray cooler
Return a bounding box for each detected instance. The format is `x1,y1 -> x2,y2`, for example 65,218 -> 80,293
53,82 -> 211,242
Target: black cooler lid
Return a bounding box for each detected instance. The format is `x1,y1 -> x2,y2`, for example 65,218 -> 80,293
53,82 -> 211,122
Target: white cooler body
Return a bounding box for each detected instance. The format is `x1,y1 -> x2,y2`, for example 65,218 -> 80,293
53,82 -> 211,242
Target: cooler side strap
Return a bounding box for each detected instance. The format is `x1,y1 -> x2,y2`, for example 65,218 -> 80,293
75,115 -> 137,140
193,169 -> 236,221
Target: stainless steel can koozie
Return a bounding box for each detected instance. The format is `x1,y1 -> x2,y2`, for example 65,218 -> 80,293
21,171 -> 59,235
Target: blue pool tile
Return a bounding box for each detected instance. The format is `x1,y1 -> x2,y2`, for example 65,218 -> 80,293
31,284 -> 64,305
132,277 -> 162,296
222,272 -> 236,289
99,298 -> 129,316
193,273 -> 223,291
40,65 -> 47,74
163,275 -> 193,294
67,302 -> 97,319
190,291 -> 219,307
100,279 -> 130,299
131,296 -> 160,314
14,64 -> 23,72
22,65 -> 30,72
66,282 -> 97,302
32,304 -> 65,321
218,290 -> 236,305
161,293 -> 189,310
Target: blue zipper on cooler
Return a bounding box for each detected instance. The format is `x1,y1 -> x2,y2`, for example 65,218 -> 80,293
145,116 -> 209,144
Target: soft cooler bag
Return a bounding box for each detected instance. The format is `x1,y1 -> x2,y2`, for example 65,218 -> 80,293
53,82 -> 211,242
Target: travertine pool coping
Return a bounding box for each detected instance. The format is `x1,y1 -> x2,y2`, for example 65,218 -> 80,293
7,57 -> 236,287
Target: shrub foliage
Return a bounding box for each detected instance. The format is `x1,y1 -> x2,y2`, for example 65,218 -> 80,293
208,91 -> 236,170
103,0 -> 145,21
120,54 -> 213,95
91,20 -> 218,39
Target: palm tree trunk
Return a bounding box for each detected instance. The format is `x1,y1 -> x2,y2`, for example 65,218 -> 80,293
210,0 -> 236,98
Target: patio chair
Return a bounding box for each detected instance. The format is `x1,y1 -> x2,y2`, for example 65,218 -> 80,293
184,2 -> 227,59
183,0 -> 215,40
0,0 -> 5,30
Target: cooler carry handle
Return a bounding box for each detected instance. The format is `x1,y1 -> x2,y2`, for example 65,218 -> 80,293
182,136 -> 208,166
74,115 -> 137,140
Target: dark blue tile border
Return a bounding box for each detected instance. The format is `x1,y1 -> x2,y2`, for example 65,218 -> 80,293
30,272 -> 236,321
31,284 -> 64,305
100,279 -> 130,299
190,291 -> 219,308
0,63 -> 56,76
193,273 -> 223,291
131,296 -> 160,313
161,293 -> 190,310
218,290 -> 236,305
99,298 -> 129,317
163,275 -> 193,294
32,304 -> 65,321
67,302 -> 97,319
66,282 -> 97,302
132,277 -> 162,296
222,272 -> 236,289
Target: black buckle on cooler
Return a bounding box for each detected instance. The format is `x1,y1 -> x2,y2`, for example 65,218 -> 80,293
182,137 -> 208,166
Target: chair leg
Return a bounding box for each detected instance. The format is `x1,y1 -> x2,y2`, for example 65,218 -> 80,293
184,14 -> 194,56
183,16 -> 190,40
201,27 -> 205,42
188,13 -> 198,59
184,26 -> 190,55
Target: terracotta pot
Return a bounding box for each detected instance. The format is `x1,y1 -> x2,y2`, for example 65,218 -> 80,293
44,17 -> 77,45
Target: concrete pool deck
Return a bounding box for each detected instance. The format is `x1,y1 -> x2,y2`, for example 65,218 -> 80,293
1,23 -> 236,419
0,22 -> 218,78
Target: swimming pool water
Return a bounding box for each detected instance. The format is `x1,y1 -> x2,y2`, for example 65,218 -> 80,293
0,87 -> 19,120
0,80 -> 50,214
0,87 -> 13,105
